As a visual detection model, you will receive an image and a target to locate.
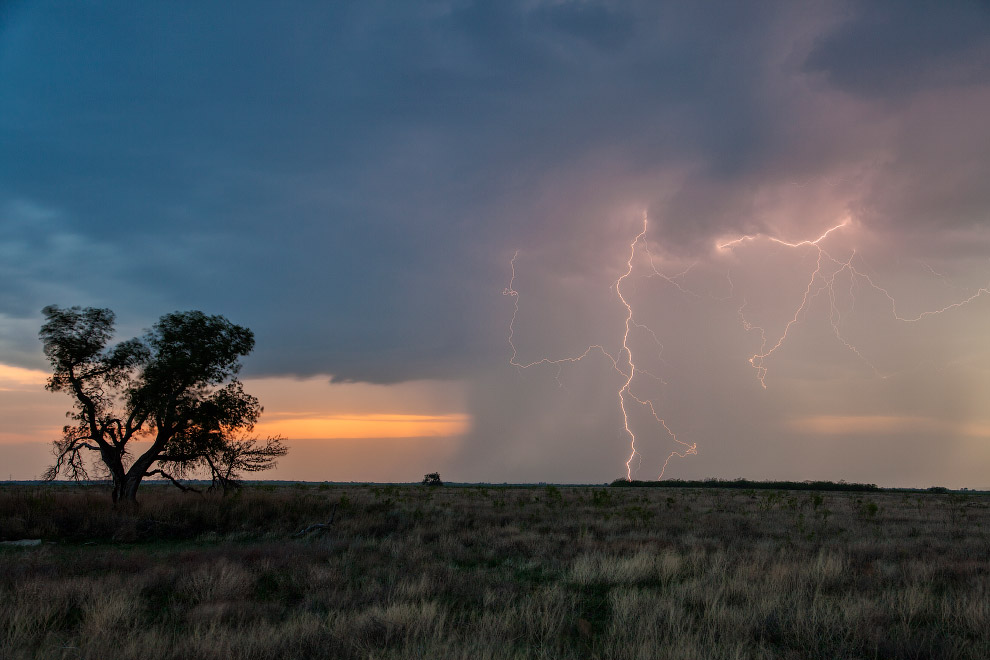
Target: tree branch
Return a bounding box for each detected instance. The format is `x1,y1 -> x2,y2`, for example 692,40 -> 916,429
293,503 -> 339,537
145,469 -> 202,494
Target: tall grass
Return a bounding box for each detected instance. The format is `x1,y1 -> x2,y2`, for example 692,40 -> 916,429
1,484 -> 987,658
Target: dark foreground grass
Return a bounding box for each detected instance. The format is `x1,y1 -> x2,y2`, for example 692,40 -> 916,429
1,483 -> 988,659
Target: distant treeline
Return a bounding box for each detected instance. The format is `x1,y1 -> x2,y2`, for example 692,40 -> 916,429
611,478 -> 881,492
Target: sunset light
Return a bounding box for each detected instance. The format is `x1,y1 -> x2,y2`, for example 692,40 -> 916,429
252,413 -> 471,440
2,1 -> 990,488
4,4 -> 990,657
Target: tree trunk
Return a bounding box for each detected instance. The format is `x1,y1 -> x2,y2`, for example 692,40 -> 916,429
120,438 -> 169,504
108,462 -> 128,505
120,474 -> 143,504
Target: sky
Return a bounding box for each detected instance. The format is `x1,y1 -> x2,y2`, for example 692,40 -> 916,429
3,1 -> 990,487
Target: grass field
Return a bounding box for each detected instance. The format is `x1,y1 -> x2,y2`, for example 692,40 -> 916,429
1,483 -> 988,659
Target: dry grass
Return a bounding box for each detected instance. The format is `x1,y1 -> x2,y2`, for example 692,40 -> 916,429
1,483 -> 988,659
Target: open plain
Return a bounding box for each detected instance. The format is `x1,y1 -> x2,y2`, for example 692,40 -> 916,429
1,483 -> 988,659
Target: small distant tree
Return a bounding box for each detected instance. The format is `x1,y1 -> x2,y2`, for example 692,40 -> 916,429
422,472 -> 443,486
40,305 -> 287,504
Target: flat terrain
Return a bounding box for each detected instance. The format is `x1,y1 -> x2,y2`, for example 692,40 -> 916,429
1,483 -> 988,659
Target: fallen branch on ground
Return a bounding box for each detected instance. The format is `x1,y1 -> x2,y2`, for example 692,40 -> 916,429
293,503 -> 338,537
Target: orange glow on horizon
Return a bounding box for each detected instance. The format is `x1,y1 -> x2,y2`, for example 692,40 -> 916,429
0,364 -> 471,452
252,413 -> 471,440
0,364 -> 49,391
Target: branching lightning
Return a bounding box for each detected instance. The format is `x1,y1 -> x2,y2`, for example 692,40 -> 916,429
504,215 -> 697,481
505,212 -> 989,481
718,218 -> 990,387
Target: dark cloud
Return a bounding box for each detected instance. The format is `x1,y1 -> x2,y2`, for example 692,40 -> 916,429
803,1 -> 990,97
1,0 -> 989,388
4,1 -> 990,485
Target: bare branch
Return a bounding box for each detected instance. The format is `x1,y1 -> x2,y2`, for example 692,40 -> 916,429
293,503 -> 339,537
145,469 -> 202,494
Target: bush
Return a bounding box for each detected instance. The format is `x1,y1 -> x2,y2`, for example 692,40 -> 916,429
422,472 -> 443,487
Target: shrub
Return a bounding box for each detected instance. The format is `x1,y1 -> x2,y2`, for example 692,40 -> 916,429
422,472 -> 443,487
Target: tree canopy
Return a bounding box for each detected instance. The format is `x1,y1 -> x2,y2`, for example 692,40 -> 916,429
40,305 -> 286,503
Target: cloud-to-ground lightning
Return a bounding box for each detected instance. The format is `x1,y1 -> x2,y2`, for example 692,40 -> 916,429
505,212 -> 990,481
718,218 -> 990,388
504,216 -> 697,481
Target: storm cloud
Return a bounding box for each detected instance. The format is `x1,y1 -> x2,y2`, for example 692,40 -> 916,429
3,1 -> 990,485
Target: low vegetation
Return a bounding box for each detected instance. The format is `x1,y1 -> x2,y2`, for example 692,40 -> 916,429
1,483 -> 988,659
611,478 -> 883,491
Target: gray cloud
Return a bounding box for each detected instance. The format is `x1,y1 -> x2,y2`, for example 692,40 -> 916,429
3,1 -> 988,382
803,1 -> 990,98
3,1 -> 990,484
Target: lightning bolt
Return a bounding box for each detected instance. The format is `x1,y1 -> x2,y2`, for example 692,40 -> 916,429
504,215 -> 697,481
716,217 -> 852,252
718,218 -> 990,387
505,212 -> 989,480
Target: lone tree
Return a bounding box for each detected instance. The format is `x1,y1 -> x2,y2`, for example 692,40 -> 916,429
40,305 -> 286,503
422,472 -> 443,486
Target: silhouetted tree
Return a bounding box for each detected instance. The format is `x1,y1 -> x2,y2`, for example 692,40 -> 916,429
40,305 -> 286,503
422,472 -> 443,486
